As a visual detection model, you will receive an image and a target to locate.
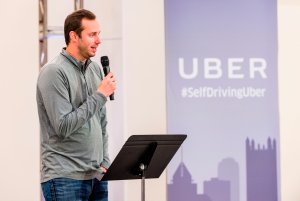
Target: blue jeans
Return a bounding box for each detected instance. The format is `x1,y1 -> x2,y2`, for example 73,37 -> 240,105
41,178 -> 108,201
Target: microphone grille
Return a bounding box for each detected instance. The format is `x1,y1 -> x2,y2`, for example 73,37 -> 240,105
101,56 -> 109,67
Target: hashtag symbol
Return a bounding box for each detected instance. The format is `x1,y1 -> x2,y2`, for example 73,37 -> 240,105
181,88 -> 188,98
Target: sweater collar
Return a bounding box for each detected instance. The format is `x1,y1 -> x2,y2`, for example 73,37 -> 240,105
61,48 -> 92,73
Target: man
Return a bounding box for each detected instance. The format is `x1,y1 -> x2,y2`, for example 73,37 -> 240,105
37,9 -> 116,201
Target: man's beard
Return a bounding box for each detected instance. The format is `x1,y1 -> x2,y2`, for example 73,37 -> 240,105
78,45 -> 94,59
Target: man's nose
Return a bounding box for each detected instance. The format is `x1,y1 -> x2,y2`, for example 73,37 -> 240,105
95,35 -> 101,44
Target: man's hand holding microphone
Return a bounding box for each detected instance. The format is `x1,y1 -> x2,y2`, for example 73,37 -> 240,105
97,71 -> 116,98
97,56 -> 116,100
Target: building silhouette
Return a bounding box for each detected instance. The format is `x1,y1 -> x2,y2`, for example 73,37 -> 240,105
203,178 -> 230,201
168,162 -> 212,201
168,137 -> 278,201
246,138 -> 278,201
218,158 -> 240,201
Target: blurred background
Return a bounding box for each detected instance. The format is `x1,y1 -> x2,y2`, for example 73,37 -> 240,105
0,0 -> 299,200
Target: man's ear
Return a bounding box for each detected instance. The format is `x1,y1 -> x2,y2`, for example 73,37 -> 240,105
69,31 -> 78,42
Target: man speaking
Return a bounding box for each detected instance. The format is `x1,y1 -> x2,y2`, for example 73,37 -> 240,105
36,9 -> 116,201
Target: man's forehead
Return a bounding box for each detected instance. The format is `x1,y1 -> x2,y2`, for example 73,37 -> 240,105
81,18 -> 100,31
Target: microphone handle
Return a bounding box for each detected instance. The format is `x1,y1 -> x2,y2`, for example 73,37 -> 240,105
103,66 -> 114,101
109,93 -> 114,101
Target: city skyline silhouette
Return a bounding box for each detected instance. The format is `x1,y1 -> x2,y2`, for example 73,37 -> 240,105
168,138 -> 278,201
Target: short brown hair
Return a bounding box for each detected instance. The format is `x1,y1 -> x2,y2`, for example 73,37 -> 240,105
64,9 -> 96,45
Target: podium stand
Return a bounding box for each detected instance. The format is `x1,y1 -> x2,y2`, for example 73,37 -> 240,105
101,134 -> 187,201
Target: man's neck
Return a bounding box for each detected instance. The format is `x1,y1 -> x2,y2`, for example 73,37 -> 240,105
66,46 -> 86,63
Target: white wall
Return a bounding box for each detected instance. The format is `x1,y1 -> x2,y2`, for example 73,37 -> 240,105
0,0 -> 40,200
278,1 -> 300,201
122,0 -> 167,200
0,0 -> 300,201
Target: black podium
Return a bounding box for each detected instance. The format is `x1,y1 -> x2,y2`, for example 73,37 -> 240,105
101,134 -> 187,201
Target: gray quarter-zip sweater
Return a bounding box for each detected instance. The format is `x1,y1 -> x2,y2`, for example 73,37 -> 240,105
37,48 -> 110,183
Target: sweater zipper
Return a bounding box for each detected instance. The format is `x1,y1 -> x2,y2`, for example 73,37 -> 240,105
81,69 -> 90,96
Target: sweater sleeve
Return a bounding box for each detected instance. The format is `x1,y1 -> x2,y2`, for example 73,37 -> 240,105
37,64 -> 107,138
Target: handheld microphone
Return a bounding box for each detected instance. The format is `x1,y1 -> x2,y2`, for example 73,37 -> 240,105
100,56 -> 114,100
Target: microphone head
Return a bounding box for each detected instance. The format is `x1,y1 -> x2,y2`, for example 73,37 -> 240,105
101,56 -> 109,67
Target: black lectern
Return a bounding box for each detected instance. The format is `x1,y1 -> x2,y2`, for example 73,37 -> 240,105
101,134 -> 187,201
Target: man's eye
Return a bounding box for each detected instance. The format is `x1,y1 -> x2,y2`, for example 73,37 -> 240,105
89,33 -> 100,37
